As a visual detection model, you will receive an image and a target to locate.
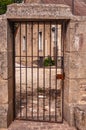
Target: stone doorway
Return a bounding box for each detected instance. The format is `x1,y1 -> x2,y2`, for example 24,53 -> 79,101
1,3 -> 85,129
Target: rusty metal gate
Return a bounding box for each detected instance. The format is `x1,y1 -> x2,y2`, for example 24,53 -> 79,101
13,21 -> 64,123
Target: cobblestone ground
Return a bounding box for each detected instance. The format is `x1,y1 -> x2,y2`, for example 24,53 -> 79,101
8,120 -> 76,130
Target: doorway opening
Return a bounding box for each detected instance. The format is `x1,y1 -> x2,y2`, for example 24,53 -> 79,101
13,21 -> 64,123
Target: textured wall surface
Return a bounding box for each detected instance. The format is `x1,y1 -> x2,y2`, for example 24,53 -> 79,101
6,3 -> 72,19
0,16 -> 8,128
74,106 -> 86,130
0,15 -> 14,128
64,18 -> 86,125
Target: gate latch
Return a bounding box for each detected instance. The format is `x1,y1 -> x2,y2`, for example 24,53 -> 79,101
56,73 -> 65,80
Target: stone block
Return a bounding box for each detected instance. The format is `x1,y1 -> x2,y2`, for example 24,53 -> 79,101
71,33 -> 86,52
0,102 -> 13,128
65,21 -> 86,52
0,115 -> 7,128
64,102 -> 75,126
0,80 -> 8,104
0,18 -> 7,52
0,104 -> 8,128
64,78 -> 80,125
69,52 -> 86,78
64,78 -> 69,103
64,76 -> 86,105
0,104 -> 8,116
69,79 -> 79,104
63,78 -> 85,126
74,106 -> 86,130
78,79 -> 86,104
64,53 -> 70,78
0,52 -> 8,80
64,52 -> 86,79
6,4 -> 72,19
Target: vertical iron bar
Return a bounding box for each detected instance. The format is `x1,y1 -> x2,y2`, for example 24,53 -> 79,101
62,22 -> 65,123
25,22 -> 28,118
20,22 -> 22,118
37,22 -> 39,120
43,22 -> 45,120
13,22 -> 16,119
31,22 -> 33,119
55,22 -> 58,122
61,23 -> 63,122
49,22 -> 51,121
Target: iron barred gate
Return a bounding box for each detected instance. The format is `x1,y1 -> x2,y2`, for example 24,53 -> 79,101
13,21 -> 64,123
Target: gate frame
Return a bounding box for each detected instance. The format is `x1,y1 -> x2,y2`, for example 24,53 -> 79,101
12,20 -> 65,123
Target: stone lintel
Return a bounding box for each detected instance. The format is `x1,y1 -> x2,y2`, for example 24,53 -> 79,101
6,3 -> 73,20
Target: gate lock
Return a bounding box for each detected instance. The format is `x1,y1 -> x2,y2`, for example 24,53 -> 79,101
56,73 -> 65,80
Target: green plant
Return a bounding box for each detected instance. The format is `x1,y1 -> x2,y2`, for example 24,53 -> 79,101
44,56 -> 55,66
0,5 -> 6,14
37,87 -> 44,93
0,0 -> 23,15
0,0 -> 13,15
14,0 -> 23,3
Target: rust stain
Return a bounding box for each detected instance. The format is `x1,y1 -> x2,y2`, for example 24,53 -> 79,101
56,73 -> 65,80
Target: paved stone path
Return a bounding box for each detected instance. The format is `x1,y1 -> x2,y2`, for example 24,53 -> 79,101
8,120 -> 76,130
